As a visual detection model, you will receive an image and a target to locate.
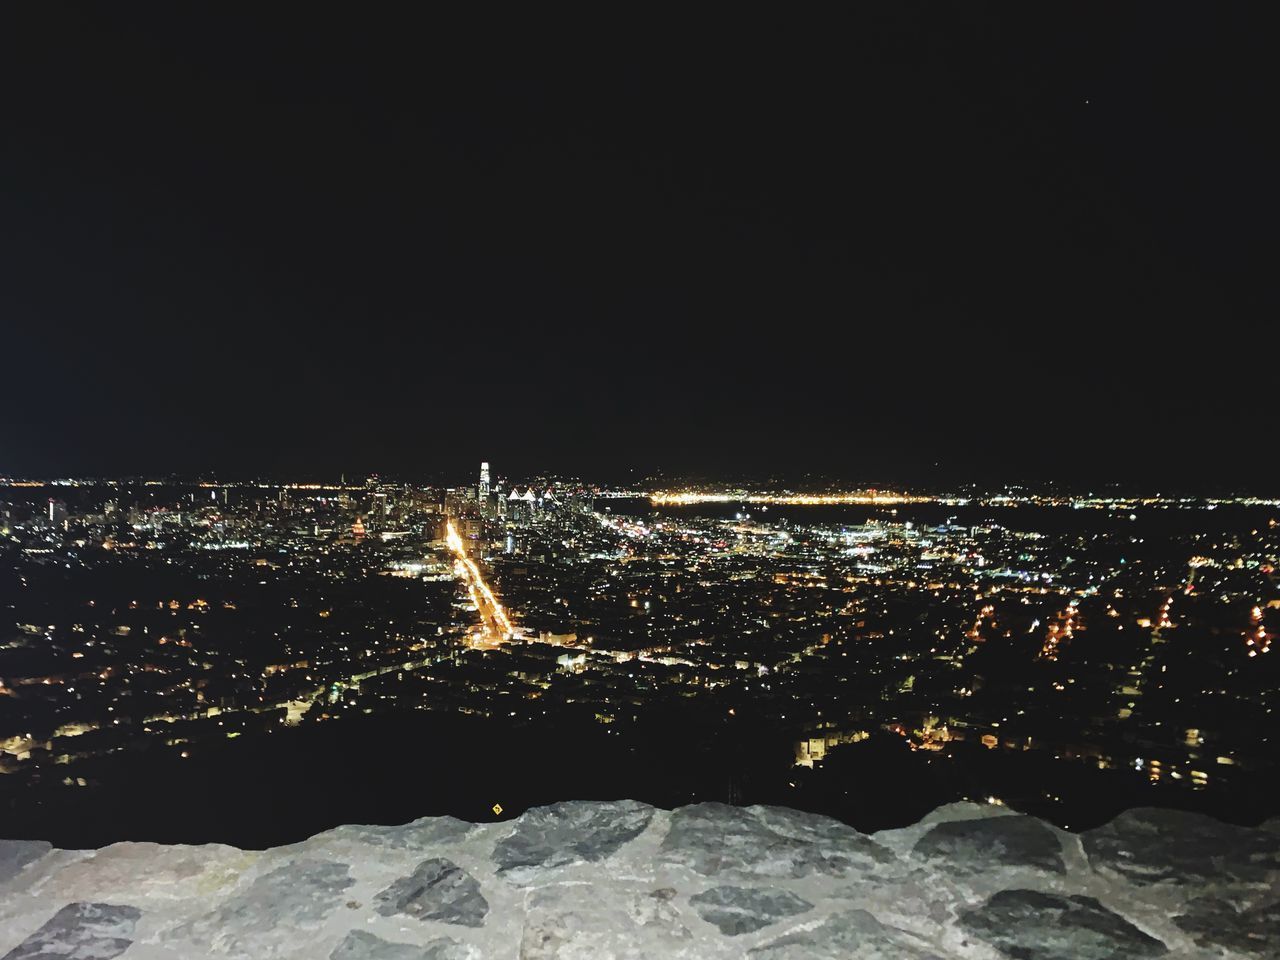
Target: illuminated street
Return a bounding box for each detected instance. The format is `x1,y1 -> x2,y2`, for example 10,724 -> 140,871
446,519 -> 514,647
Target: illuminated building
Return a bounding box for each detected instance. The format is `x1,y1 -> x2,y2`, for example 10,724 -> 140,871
47,499 -> 68,527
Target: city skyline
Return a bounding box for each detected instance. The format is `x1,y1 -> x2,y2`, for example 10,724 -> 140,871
3,462 -> 1276,847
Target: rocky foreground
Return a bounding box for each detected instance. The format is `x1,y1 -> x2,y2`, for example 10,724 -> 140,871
2,800 -> 1278,958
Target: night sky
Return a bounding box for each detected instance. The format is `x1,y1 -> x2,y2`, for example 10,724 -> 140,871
2,5 -> 1273,487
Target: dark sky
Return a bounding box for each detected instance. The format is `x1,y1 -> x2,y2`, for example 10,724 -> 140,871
1,5 -> 1274,488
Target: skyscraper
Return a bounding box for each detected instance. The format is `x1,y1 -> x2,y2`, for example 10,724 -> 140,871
479,462 -> 490,498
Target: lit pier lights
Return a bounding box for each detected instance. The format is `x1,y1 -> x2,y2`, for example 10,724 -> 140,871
650,490 -> 928,506
445,519 -> 513,646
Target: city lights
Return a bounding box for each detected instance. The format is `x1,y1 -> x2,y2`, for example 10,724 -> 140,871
651,491 -> 928,507
1,468 -> 1277,836
446,519 -> 514,642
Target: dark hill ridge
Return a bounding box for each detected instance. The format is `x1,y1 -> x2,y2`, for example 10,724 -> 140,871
2,801 -> 1278,958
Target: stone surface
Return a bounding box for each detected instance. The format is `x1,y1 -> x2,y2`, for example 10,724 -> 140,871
1083,806 -> 1280,886
518,883 -> 701,959
0,840 -> 51,886
750,908 -> 945,959
1,801 -> 1270,958
662,802 -> 893,878
688,885 -> 813,935
912,814 -> 1066,874
960,889 -> 1167,959
32,840 -> 252,902
170,858 -> 355,956
493,799 -> 653,875
2,901 -> 140,960
1174,894 -> 1280,957
375,857 -> 488,927
330,929 -> 473,960
314,816 -> 475,852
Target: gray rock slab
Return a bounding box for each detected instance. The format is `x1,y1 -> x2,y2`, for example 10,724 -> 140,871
168,858 -> 354,956
375,857 -> 488,927
912,815 -> 1066,874
959,889 -> 1167,960
315,817 -> 474,852
1083,807 -> 1280,885
0,840 -> 52,886
38,841 -> 252,902
493,800 -> 653,873
750,908 -> 946,959
2,901 -> 140,960
517,883 -> 704,959
1174,895 -> 1280,957
662,803 -> 893,878
689,885 -> 813,936
330,929 -> 473,960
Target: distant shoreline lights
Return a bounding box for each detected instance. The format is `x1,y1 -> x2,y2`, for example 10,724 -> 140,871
649,491 -> 928,506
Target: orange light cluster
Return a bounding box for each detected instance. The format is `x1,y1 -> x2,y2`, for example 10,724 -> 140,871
650,490 -> 927,506
446,520 -> 513,639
